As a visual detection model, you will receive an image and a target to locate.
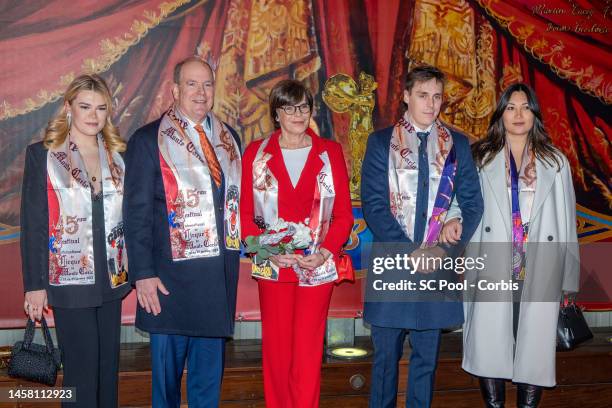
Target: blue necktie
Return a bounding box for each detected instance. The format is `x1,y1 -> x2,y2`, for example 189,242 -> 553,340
413,132 -> 429,243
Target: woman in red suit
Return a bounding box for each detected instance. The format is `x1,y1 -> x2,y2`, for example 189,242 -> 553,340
241,79 -> 353,408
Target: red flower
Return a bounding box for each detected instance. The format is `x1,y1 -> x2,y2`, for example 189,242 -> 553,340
281,235 -> 292,244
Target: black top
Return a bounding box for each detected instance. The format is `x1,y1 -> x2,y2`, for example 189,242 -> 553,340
20,142 -> 131,308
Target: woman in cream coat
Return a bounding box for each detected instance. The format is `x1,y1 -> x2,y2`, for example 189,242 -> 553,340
441,83 -> 579,408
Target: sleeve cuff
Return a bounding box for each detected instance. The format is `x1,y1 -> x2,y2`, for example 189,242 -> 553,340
130,270 -> 158,285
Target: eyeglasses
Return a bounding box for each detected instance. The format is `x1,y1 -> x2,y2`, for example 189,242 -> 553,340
279,103 -> 311,115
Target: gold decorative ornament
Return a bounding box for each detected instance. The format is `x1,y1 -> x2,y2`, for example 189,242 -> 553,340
322,72 -> 377,199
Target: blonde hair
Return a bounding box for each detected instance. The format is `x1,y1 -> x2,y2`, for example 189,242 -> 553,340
43,74 -> 126,152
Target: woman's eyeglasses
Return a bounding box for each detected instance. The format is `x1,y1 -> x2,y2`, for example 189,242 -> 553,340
280,103 -> 311,115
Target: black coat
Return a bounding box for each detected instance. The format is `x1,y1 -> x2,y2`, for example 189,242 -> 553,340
123,119 -> 241,337
20,142 -> 131,308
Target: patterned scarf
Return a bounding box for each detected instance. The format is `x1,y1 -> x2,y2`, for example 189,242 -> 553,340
251,129 -> 337,286
506,142 -> 536,280
158,107 -> 241,261
47,134 -> 127,287
388,112 -> 457,246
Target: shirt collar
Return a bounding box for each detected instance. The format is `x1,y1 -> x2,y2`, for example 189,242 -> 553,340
413,122 -> 434,134
176,108 -> 211,133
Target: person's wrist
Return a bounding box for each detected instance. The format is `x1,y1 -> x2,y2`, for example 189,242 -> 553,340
437,244 -> 451,256
319,248 -> 332,261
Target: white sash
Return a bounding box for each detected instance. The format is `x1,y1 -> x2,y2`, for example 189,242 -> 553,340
388,113 -> 454,242
251,133 -> 337,286
47,135 -> 128,287
157,107 -> 241,261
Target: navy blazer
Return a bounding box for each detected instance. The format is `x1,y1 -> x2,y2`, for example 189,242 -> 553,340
361,125 -> 483,329
20,142 -> 131,308
123,118 -> 241,337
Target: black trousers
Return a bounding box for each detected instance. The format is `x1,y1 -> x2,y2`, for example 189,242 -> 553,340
53,299 -> 122,408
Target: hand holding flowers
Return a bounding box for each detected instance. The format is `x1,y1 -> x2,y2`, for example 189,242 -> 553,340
297,247 -> 332,271
244,218 -> 312,268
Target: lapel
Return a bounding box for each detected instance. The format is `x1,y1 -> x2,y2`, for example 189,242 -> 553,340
530,156 -> 557,222
263,128 -> 324,197
483,150 -> 511,235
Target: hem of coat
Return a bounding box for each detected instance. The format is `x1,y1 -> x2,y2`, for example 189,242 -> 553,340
136,325 -> 234,338
47,285 -> 131,309
363,315 -> 464,330
461,362 -> 556,388
462,361 -> 512,381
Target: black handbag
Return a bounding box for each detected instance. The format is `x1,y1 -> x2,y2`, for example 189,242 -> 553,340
556,298 -> 593,351
8,317 -> 62,386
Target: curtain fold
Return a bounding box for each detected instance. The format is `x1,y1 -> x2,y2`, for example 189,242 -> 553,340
477,0 -> 612,104
0,0 -> 191,121
489,8 -> 611,218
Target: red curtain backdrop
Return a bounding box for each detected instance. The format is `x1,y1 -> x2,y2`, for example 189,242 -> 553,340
0,0 -> 190,121
476,0 -> 612,219
0,0 -> 610,327
477,0 -> 611,104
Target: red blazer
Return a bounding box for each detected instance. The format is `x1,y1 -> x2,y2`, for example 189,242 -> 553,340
240,128 -> 354,282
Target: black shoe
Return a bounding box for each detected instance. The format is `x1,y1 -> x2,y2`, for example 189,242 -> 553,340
517,383 -> 542,408
478,377 -> 505,408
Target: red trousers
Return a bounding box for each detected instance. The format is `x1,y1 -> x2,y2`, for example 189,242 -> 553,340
258,279 -> 334,408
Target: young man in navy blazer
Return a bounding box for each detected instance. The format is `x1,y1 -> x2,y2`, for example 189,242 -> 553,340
361,65 -> 483,407
123,57 -> 242,407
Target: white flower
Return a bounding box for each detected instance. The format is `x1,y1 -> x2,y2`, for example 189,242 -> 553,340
260,227 -> 292,246
269,218 -> 289,232
291,222 -> 312,248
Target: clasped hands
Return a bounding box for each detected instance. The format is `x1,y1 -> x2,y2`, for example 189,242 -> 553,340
410,218 -> 462,274
269,247 -> 332,271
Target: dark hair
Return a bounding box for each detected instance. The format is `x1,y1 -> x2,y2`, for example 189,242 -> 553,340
472,83 -> 561,169
405,64 -> 446,92
173,56 -> 214,84
268,79 -> 314,129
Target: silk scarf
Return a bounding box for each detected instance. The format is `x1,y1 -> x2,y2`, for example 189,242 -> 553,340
158,107 -> 241,261
251,130 -> 337,286
506,143 -> 536,280
389,112 -> 457,246
47,134 -> 127,287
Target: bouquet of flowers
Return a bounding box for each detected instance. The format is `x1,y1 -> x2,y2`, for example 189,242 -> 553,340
244,218 -> 312,265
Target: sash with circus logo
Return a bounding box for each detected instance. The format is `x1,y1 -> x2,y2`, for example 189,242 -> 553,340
388,112 -> 458,247
251,131 -> 337,286
158,107 -> 241,260
47,134 -> 128,287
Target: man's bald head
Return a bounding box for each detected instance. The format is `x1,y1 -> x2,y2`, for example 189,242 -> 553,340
172,57 -> 216,123
173,57 -> 214,84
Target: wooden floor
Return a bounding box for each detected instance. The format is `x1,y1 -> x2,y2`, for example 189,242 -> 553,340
1,328 -> 611,407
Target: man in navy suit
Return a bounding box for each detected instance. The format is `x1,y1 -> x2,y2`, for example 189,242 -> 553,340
123,57 -> 242,407
361,65 -> 483,408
